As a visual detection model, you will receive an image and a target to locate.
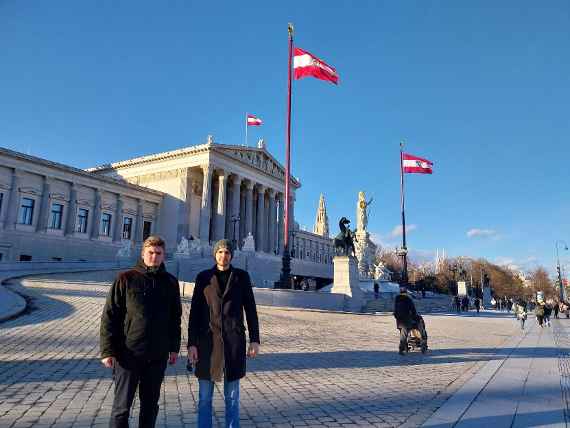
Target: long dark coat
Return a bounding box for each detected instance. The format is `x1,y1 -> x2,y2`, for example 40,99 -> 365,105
188,266 -> 260,382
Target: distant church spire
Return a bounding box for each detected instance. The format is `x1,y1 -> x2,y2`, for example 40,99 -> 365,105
313,193 -> 329,237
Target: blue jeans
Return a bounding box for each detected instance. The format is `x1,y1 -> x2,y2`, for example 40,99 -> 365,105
198,379 -> 240,428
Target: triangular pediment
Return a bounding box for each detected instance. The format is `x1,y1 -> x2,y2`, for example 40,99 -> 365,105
213,145 -> 300,187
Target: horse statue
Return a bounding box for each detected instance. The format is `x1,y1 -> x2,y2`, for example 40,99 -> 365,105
334,217 -> 357,257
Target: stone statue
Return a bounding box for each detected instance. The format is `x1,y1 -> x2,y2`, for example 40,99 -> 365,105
116,240 -> 133,258
242,233 -> 256,252
356,191 -> 373,232
333,217 -> 357,257
176,237 -> 190,255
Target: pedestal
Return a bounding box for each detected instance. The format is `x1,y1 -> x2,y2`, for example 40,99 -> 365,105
331,256 -> 364,312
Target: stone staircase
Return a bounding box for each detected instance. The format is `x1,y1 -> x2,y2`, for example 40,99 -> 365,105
363,293 -> 453,314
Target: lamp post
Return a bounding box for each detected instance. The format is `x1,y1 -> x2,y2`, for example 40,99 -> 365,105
556,240 -> 568,302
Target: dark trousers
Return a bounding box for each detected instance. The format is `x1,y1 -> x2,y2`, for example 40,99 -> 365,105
399,327 -> 410,352
109,357 -> 167,428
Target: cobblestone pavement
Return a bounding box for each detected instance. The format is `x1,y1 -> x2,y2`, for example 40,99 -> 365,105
0,272 -> 521,428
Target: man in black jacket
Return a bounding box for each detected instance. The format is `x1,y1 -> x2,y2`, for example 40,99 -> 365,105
187,239 -> 260,428
393,285 -> 419,355
100,236 -> 182,428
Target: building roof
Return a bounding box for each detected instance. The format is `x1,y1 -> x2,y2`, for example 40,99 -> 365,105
86,137 -> 301,188
0,146 -> 163,197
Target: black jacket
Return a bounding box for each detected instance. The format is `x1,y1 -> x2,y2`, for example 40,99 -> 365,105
393,293 -> 418,328
100,260 -> 182,361
188,265 -> 260,382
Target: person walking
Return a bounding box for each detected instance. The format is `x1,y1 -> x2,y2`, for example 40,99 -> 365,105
474,297 -> 481,314
544,303 -> 552,327
187,239 -> 260,428
554,302 -> 560,319
100,236 -> 182,428
373,282 -> 379,299
394,285 -> 420,355
516,300 -> 527,330
535,301 -> 546,327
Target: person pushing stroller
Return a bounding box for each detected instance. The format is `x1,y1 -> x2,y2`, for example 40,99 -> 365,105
393,285 -> 428,355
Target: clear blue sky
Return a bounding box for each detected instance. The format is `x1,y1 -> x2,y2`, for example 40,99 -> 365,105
1,1 -> 569,273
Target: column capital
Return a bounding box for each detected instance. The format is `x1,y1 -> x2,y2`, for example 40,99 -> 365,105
231,173 -> 242,184
268,188 -> 276,197
201,163 -> 213,174
256,184 -> 266,193
245,180 -> 255,191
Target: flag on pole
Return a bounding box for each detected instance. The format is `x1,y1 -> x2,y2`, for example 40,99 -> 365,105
293,47 -> 339,85
247,114 -> 263,126
402,153 -> 434,174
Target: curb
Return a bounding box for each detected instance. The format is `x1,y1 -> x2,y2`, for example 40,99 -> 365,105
421,322 -> 530,427
0,268 -> 124,323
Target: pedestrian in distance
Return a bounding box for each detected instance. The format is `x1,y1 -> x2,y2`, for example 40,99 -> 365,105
393,285 -> 421,355
100,235 -> 182,428
535,301 -> 545,327
373,282 -> 379,299
544,303 -> 552,327
187,239 -> 260,428
474,297 -> 481,314
515,300 -> 527,330
554,302 -> 560,319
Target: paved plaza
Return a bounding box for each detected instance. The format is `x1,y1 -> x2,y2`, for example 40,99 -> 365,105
0,271 -> 568,427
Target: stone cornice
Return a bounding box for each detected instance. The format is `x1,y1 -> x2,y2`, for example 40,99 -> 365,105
86,143 -> 212,172
85,141 -> 301,189
0,147 -> 163,199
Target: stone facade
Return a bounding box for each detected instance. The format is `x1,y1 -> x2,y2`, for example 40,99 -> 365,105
88,136 -> 301,256
0,148 -> 162,262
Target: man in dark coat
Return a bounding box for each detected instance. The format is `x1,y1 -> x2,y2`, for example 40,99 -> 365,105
100,236 -> 182,428
393,285 -> 419,355
187,239 -> 260,428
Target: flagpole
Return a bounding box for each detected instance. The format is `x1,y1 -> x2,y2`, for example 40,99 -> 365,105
245,113 -> 248,147
400,141 -> 409,287
280,22 -> 294,289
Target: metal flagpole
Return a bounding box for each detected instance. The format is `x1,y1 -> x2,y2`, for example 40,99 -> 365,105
399,141 -> 409,287
245,113 -> 248,146
279,22 -> 294,289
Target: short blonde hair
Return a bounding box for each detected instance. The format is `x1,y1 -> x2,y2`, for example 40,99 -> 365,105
143,235 -> 165,249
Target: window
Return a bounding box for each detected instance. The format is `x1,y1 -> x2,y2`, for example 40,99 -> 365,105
0,253 -> 3,262
19,198 -> 35,225
76,208 -> 89,233
52,257 -> 62,261
19,254 -> 32,261
143,221 -> 152,240
49,203 -> 64,229
100,213 -> 112,236
122,217 -> 133,240
0,193 -> 3,215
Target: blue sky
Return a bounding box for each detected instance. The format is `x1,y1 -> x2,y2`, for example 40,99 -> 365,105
1,1 -> 569,273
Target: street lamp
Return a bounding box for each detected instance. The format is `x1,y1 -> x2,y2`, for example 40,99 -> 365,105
556,240 -> 568,301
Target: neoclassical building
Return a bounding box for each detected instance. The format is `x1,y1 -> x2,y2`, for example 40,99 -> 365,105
0,147 -> 162,262
89,137 -> 301,255
0,138 -> 336,271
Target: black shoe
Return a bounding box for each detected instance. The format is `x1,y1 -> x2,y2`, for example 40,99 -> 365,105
399,350 -> 405,355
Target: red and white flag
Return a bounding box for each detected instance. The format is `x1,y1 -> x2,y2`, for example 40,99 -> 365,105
293,47 -> 339,85
402,153 -> 433,174
247,114 -> 263,126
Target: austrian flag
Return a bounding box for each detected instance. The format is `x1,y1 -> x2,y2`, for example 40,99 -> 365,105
247,114 -> 262,126
293,48 -> 339,85
402,153 -> 434,174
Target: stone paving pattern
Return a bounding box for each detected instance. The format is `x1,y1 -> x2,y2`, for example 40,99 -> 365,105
0,271 -> 522,427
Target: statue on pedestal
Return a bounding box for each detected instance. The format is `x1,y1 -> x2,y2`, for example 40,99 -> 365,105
334,217 -> 356,257
356,191 -> 373,232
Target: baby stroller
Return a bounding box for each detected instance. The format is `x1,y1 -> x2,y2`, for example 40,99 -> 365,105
398,315 -> 429,354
